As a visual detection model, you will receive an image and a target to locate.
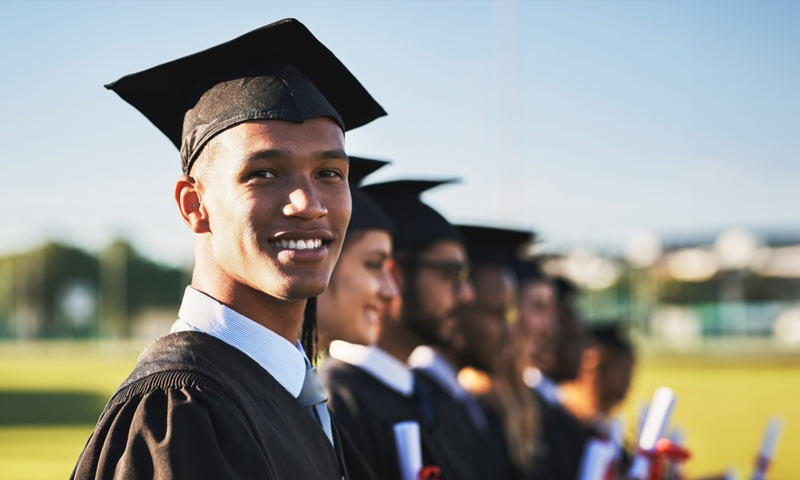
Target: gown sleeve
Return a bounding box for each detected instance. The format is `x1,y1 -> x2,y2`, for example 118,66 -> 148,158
71,382 -> 275,480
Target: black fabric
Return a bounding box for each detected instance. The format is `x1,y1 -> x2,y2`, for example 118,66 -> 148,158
349,189 -> 396,234
105,18 -> 386,173
413,370 -> 513,480
512,258 -> 546,284
526,389 -> 594,480
478,396 -> 524,480
321,358 -> 460,480
348,156 -> 389,187
347,157 -> 396,234
457,225 -> 533,268
361,180 -> 461,250
587,322 -> 634,355
71,331 -> 370,479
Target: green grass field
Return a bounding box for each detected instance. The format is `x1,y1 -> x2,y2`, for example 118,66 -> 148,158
1,342 -> 797,479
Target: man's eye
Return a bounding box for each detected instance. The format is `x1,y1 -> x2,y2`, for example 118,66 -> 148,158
318,169 -> 344,179
252,170 -> 278,179
365,261 -> 383,271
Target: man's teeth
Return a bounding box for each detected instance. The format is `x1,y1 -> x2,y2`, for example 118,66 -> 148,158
273,239 -> 323,250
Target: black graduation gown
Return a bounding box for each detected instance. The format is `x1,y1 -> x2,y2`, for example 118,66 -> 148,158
71,331 -> 371,480
321,358 -> 463,480
412,370 -> 513,480
527,388 -> 594,480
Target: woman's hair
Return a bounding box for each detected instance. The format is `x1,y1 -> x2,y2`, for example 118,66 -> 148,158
302,228 -> 372,363
488,322 -> 541,472
341,228 -> 368,250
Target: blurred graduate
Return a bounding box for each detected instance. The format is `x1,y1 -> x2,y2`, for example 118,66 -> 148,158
321,179 -> 475,480
409,224 -> 534,480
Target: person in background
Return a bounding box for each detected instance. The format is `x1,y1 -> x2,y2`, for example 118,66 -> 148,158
71,19 -> 385,480
527,275 -> 593,480
315,157 -> 399,354
410,225 -> 533,480
559,322 -> 636,432
321,179 -> 474,480
489,259 -> 551,479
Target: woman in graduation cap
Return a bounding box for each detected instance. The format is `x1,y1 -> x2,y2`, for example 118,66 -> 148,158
314,156 -> 399,355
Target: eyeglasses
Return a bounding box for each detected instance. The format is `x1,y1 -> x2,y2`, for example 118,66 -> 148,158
415,258 -> 471,289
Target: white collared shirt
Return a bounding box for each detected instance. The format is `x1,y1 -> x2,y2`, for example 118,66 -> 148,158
170,286 -> 307,398
527,368 -> 561,407
328,340 -> 414,397
408,345 -> 465,400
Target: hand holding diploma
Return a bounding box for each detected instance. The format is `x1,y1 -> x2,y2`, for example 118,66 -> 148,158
627,386 -> 677,480
751,417 -> 783,480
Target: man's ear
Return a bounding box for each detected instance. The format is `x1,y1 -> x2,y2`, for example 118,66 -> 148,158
175,175 -> 210,233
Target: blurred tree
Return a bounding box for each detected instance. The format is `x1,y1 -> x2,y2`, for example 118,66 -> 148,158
0,238 -> 186,339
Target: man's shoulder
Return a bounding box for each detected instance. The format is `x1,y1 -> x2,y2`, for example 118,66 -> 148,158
121,331 -> 283,397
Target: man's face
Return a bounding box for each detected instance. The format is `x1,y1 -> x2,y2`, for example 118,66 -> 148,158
456,266 -> 516,372
552,305 -> 585,382
596,349 -> 634,413
402,240 -> 473,346
194,118 -> 350,301
518,280 -> 558,370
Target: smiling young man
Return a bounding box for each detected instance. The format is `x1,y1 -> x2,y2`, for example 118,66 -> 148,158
71,19 -> 384,480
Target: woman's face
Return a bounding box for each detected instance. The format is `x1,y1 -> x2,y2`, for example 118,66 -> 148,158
317,229 -> 398,348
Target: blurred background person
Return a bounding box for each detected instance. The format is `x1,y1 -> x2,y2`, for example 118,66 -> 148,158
315,157 -> 399,355
559,322 -> 636,432
321,179 -> 473,480
486,259 -> 552,479
560,322 -> 637,475
410,225 -> 534,480
522,275 -> 592,480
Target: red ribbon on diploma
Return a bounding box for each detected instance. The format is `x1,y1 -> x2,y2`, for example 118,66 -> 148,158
418,465 -> 442,480
638,438 -> 691,480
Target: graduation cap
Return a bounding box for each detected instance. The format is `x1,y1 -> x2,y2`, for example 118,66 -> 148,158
361,179 -> 461,250
457,225 -> 534,268
106,18 -> 387,173
587,323 -> 634,355
347,156 -> 395,234
512,258 -> 546,284
348,156 -> 389,187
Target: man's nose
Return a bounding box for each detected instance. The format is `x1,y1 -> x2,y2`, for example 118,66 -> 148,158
282,178 -> 327,219
378,267 -> 400,302
456,278 -> 475,304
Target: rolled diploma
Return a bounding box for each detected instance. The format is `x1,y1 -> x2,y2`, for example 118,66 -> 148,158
610,417 -> 625,450
627,386 -> 677,479
578,438 -> 617,480
753,417 -> 783,478
394,421 -> 423,480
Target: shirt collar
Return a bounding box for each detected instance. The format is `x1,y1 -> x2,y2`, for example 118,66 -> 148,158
171,286 -> 307,398
328,340 -> 414,397
523,367 -> 561,407
408,345 -> 465,399
536,373 -> 562,407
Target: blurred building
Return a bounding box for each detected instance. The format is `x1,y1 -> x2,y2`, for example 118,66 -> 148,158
541,229 -> 800,349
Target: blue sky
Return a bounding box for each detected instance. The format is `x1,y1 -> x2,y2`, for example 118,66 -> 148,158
1,0 -> 797,266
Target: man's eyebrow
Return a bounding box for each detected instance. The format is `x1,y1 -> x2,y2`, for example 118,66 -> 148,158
320,149 -> 348,161
244,149 -> 349,162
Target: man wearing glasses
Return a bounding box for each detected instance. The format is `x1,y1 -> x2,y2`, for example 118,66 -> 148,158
322,179 -> 475,480
409,225 -> 532,480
